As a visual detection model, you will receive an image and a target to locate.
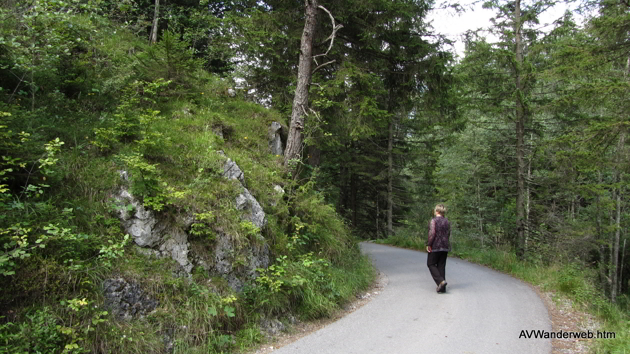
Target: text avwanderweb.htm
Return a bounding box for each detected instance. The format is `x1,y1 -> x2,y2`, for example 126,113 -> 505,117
519,330 -> 615,339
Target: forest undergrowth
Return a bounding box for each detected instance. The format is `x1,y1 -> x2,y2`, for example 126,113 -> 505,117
0,6 -> 374,352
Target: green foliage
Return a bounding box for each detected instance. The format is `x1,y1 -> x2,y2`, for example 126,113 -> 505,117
134,31 -> 203,87
0,1 -> 437,352
0,298 -> 110,354
0,118 -> 75,276
0,307 -> 63,354
376,228 -> 425,250
248,249 -> 373,320
92,79 -> 170,153
98,234 -> 130,268
116,152 -> 172,211
189,211 -> 216,240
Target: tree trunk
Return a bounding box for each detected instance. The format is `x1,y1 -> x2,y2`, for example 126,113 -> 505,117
376,193 -> 379,239
284,0 -> 318,172
525,133 -> 533,253
387,116 -> 394,237
308,144 -> 321,167
514,0 -> 526,260
477,177 -> 484,248
597,171 -> 608,295
612,187 -> 621,302
350,172 -> 357,226
618,238 -> 628,293
611,131 -> 625,303
150,0 -> 160,44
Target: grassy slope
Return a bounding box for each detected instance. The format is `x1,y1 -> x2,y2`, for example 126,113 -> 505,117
0,24 -> 374,354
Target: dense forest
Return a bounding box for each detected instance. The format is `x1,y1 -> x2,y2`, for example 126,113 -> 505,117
0,0 -> 628,353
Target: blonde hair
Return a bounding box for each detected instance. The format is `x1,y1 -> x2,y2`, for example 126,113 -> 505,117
434,204 -> 447,216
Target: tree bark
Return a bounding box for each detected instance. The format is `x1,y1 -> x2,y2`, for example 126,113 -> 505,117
611,131 -> 625,303
477,177 -> 484,247
284,0 -> 318,172
376,193 -> 380,239
307,144 -> 321,167
597,171 -> 608,296
350,171 -> 357,226
525,133 -> 533,253
514,0 -> 526,260
618,238 -> 628,293
387,116 -> 394,237
150,0 -> 160,44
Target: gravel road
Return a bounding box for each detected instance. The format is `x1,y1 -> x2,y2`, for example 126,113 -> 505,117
272,242 -> 552,354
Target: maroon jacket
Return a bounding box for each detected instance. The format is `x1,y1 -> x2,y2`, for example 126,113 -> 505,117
427,216 -> 451,252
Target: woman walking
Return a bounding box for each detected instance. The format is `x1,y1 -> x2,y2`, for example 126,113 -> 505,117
426,204 -> 451,293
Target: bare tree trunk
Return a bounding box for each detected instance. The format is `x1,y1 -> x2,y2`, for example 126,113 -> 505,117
150,0 -> 160,44
376,194 -> 379,239
387,117 -> 394,237
611,131 -> 625,302
350,171 -> 357,226
30,66 -> 35,111
620,237 -> 626,295
597,171 -> 608,296
612,187 -> 621,302
525,133 -> 533,253
514,0 -> 526,260
284,0 -> 318,171
477,177 -> 484,247
307,144 -> 321,167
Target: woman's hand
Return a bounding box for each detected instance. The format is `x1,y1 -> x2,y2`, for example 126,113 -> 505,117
426,246 -> 432,253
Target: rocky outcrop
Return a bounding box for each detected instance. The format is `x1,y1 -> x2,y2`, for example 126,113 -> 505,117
103,278 -> 158,320
112,171 -> 193,274
268,121 -> 284,156
220,151 -> 246,186
213,151 -> 270,290
213,234 -> 270,291
111,148 -> 271,293
218,151 -> 267,229
260,318 -> 286,338
235,189 -> 266,229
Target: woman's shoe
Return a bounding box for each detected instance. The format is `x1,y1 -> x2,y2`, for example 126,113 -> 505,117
437,280 -> 447,293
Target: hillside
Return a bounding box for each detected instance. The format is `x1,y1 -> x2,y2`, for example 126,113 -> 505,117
0,5 -> 373,353
2,0 -> 630,353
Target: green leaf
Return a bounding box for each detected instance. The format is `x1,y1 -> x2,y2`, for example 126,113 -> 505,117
224,305 -> 235,318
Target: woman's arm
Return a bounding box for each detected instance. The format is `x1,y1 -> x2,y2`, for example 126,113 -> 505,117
427,218 -> 436,248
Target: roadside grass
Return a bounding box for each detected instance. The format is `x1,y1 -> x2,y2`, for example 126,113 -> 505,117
378,231 -> 629,354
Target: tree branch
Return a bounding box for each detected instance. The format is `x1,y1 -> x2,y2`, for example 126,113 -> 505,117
312,5 -> 343,61
312,60 -> 336,74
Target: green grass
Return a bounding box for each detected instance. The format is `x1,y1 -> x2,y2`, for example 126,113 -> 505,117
1,72 -> 378,354
0,16 -> 379,352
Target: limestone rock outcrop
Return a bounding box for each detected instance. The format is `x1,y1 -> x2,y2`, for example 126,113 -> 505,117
112,171 -> 193,274
103,277 -> 158,320
268,121 -> 284,156
110,148 -> 271,293
213,151 -> 270,290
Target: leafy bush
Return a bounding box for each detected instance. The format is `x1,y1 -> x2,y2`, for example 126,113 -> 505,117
0,307 -> 62,354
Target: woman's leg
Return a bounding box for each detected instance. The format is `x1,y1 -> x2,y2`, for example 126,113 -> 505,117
427,252 -> 444,285
437,252 -> 448,281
